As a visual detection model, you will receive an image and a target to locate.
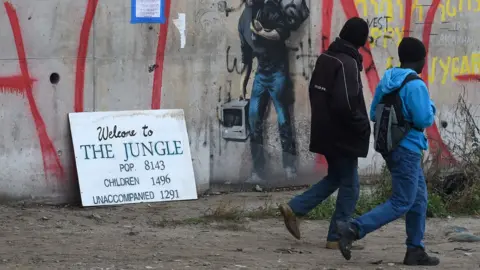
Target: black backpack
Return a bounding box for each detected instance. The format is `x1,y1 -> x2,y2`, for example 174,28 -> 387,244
373,74 -> 424,155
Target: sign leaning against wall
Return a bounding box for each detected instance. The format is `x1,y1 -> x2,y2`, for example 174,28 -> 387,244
69,109 -> 198,207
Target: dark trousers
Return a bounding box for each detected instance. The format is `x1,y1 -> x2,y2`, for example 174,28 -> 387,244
288,156 -> 360,241
249,67 -> 295,175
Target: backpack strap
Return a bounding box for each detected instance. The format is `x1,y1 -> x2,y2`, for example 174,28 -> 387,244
393,73 -> 422,93
394,73 -> 424,132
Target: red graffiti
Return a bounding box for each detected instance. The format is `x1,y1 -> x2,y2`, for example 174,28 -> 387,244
321,0 -> 334,52
315,0 -> 456,169
421,0 -> 456,165
403,0 -> 413,38
74,0 -> 99,112
0,2 -> 64,181
456,74 -> 480,82
151,0 -> 172,109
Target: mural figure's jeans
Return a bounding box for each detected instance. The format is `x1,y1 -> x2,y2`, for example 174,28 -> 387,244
352,146 -> 427,248
248,65 -> 295,176
288,156 -> 359,241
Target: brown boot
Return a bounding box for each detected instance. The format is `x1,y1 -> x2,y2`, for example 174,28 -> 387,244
278,204 -> 301,239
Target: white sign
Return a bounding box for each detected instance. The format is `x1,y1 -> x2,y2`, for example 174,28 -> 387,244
69,109 -> 198,207
135,0 -> 161,18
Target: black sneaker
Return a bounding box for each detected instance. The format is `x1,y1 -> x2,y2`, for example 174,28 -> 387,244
336,221 -> 359,260
403,247 -> 440,266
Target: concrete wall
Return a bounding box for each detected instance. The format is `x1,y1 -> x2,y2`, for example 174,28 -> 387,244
0,0 -> 479,202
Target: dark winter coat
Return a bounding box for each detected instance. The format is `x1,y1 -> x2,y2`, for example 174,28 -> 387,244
308,38 -> 371,158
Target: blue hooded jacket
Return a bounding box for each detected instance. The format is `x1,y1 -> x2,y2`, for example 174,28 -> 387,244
370,67 -> 436,154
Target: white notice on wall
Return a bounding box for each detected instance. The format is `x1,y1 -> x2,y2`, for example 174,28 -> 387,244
136,0 -> 161,18
69,109 -> 198,207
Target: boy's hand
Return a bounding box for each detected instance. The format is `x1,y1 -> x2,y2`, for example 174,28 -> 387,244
251,19 -> 263,33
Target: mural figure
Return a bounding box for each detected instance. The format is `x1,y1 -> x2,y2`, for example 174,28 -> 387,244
237,0 -> 309,183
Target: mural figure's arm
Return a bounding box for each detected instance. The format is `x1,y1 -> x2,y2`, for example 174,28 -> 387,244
238,28 -> 253,99
240,62 -> 252,99
250,19 -> 290,41
250,2 -> 291,41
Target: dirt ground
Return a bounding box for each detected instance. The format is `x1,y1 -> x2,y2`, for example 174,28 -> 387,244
0,191 -> 479,270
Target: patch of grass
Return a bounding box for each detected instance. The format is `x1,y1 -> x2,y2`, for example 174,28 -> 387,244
148,199 -> 280,230
427,193 -> 448,217
202,198 -> 279,221
443,181 -> 480,215
306,196 -> 335,220
305,191 -> 383,220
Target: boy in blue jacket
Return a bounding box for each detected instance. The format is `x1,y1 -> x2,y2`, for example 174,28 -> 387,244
336,37 -> 440,266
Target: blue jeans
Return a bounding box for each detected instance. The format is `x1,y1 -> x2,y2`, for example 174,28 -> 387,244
249,65 -> 295,175
353,146 -> 427,248
288,156 -> 360,241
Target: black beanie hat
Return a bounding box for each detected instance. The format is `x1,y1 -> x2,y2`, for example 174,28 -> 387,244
398,37 -> 426,63
339,17 -> 369,47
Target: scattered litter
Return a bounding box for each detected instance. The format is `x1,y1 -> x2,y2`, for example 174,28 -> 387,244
448,233 -> 480,243
445,226 -> 469,236
274,248 -> 311,254
454,247 -> 474,252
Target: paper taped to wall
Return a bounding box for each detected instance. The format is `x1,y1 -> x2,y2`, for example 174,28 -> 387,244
173,13 -> 186,48
136,0 -> 161,18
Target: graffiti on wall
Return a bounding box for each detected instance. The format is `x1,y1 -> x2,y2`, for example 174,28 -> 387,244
355,0 -> 480,85
0,0 -> 172,183
2,0 -> 480,187
219,0 -> 310,184
0,2 -> 65,182
220,0 -> 480,178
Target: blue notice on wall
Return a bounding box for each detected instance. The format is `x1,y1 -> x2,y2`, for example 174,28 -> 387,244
131,0 -> 166,24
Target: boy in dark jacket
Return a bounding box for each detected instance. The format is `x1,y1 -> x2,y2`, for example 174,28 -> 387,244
278,17 -> 371,249
336,37 -> 439,266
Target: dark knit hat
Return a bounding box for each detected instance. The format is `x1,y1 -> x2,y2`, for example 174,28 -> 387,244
398,37 -> 426,63
339,17 -> 369,47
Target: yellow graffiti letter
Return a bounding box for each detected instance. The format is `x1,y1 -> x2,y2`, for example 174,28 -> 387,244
355,0 -> 369,17
472,53 -> 480,73
460,55 -> 471,74
394,27 -> 404,46
430,57 -> 438,84
438,57 -> 451,85
413,0 -> 424,22
396,0 -> 404,19
446,0 -> 457,17
451,57 -> 460,82
386,57 -> 395,69
369,0 -> 380,16
476,0 -> 480,11
459,0 -> 473,11
438,4 -> 447,21
370,28 -> 382,48
378,0 -> 394,18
